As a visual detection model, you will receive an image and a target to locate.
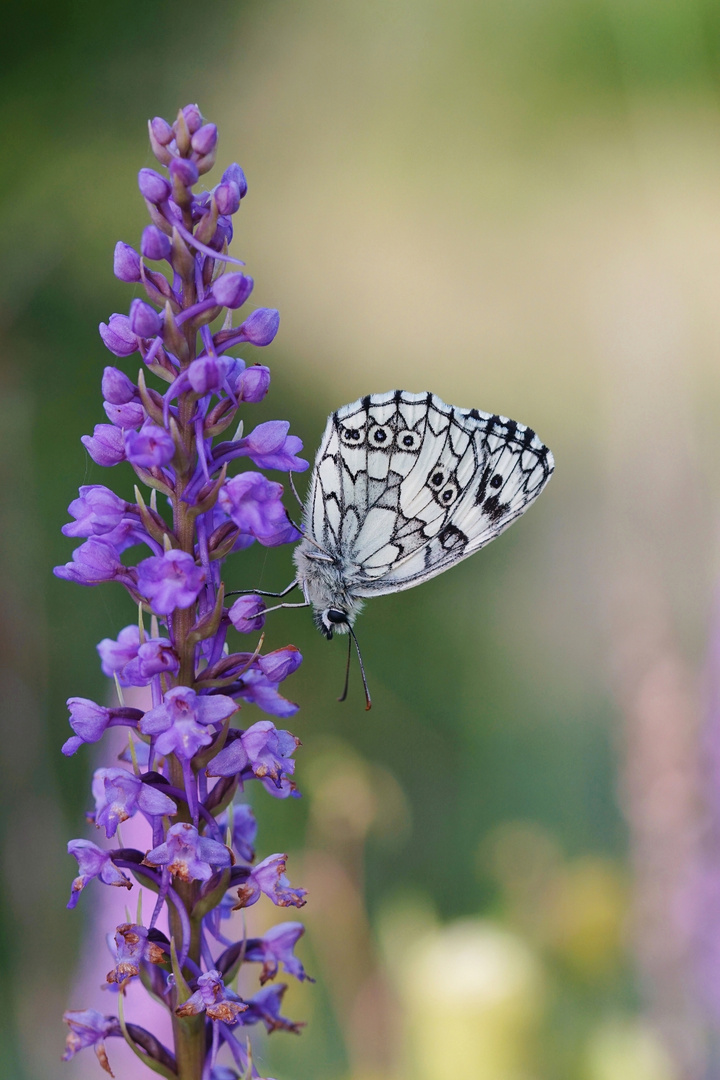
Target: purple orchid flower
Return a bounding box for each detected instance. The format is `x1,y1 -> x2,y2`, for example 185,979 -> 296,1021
136,549 -> 206,614
244,922 -> 312,985
67,840 -> 132,908
175,970 -> 247,1024
105,922 -> 166,989
58,106 -> 308,1073
140,686 -> 237,759
234,853 -> 307,910
92,767 -> 177,838
144,822 -> 231,882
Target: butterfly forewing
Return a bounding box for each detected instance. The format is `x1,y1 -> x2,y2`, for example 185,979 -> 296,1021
302,391 -> 554,599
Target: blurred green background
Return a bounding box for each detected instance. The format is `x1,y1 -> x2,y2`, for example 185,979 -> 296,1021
4,1 -> 720,1077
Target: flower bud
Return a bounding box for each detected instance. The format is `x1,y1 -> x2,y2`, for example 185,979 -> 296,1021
214,182 -> 240,216
238,308 -> 279,347
113,242 -> 141,283
99,314 -> 137,357
229,595 -> 266,633
150,117 -> 174,146
191,123 -> 218,156
125,425 -> 175,468
222,163 -> 248,200
170,157 -> 199,188
141,225 -> 172,261
212,273 -> 254,310
238,364 -> 270,403
182,104 -> 203,134
129,299 -> 162,338
102,366 -> 138,405
103,400 -> 145,428
81,425 -> 126,466
187,356 -> 231,395
138,168 -> 171,204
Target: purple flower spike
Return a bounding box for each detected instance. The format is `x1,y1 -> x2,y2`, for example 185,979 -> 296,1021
191,123 -> 218,156
140,685 -> 237,759
229,595 -> 266,633
106,922 -> 166,988
129,298 -> 163,338
239,983 -> 304,1034
81,423 -> 127,466
238,364 -> 271,404
99,313 -> 138,357
62,1009 -> 120,1071
138,167 -> 172,205
222,163 -> 248,199
237,308 -> 279,347
63,485 -> 129,538
213,273 -> 253,310
141,224 -> 172,261
114,241 -> 142,283
102,366 -> 138,405
245,922 -> 311,985
59,107 -> 311,1070
54,538 -> 134,588
125,423 -> 175,468
234,853 -> 307,910
219,472 -> 299,547
176,969 -> 246,1024
67,839 -> 132,908
92,767 -> 177,838
144,822 -> 231,882
242,719 -> 300,785
137,550 -> 206,614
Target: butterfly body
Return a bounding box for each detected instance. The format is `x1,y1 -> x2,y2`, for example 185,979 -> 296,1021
293,390 -> 554,638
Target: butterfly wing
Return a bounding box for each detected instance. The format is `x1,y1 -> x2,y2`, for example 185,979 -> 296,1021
303,391 -> 554,598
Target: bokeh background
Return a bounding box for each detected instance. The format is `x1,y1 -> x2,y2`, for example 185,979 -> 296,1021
4,1 -> 720,1077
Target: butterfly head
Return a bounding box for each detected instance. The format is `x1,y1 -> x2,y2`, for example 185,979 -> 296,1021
316,606 -> 350,639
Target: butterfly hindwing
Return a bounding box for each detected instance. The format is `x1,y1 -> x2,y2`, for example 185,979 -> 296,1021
303,391 -> 554,598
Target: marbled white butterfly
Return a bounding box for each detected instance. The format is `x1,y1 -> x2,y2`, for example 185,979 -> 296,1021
249,391 -> 554,705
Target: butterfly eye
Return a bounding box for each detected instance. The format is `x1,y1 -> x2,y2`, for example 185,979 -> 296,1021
369,424 -> 393,446
428,468 -> 447,490
439,481 -> 459,506
396,429 -> 420,451
341,425 -> 365,445
490,474 -> 503,489
326,608 -> 348,624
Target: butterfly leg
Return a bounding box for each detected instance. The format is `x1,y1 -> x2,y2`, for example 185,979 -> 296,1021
261,601 -> 311,616
226,580 -> 299,599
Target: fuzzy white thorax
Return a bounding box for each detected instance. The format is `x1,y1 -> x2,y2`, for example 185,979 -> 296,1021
293,541 -> 365,635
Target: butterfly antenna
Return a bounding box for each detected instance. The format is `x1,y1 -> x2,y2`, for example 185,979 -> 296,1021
338,634 -> 352,703
349,625 -> 372,711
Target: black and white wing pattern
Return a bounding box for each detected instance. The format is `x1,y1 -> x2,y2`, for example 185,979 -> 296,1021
304,390 -> 554,598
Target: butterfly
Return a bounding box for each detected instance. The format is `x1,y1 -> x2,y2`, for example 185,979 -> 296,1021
248,391 -> 554,706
